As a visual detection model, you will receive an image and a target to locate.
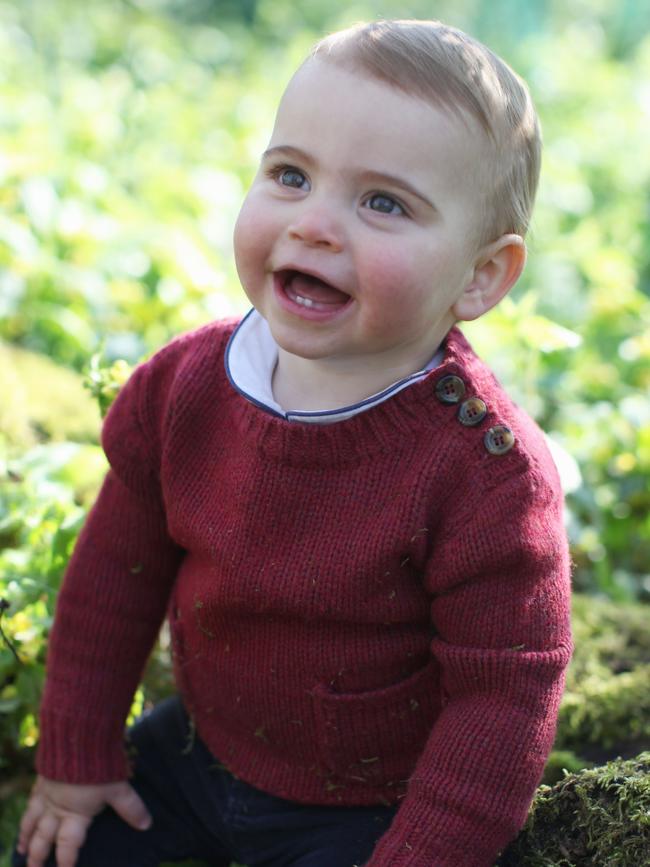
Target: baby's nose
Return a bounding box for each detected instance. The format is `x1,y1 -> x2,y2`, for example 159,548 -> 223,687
287,206 -> 344,251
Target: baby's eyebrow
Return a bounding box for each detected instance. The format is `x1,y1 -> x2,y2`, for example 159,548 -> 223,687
262,144 -> 312,164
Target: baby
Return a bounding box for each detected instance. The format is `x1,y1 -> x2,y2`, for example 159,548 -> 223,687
15,18 -> 573,867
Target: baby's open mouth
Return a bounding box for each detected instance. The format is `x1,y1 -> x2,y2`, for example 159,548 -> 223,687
276,269 -> 350,310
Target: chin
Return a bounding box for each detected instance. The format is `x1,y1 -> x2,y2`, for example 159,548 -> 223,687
275,338 -> 333,361
269,325 -> 340,361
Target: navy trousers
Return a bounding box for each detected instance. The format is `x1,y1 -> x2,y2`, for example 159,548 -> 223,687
12,696 -> 397,866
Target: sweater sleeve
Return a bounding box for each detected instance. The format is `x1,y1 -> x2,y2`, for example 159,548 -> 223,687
365,457 -> 573,867
35,358 -> 184,783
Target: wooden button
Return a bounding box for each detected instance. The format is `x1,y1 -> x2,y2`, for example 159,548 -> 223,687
457,397 -> 487,427
484,425 -> 515,455
435,375 -> 466,404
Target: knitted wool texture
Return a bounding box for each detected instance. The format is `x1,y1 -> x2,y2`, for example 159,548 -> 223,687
36,320 -> 573,867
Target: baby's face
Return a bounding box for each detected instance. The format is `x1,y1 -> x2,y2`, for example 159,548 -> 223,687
234,59 -> 487,373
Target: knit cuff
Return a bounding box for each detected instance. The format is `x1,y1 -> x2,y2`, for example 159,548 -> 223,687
364,791 -> 514,867
35,707 -> 131,784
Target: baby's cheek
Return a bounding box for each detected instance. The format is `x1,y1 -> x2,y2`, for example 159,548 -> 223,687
365,244 -> 422,291
362,257 -> 424,330
233,203 -> 269,290
233,201 -> 258,264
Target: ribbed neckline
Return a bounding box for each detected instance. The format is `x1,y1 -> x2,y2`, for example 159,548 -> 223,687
201,322 -> 493,468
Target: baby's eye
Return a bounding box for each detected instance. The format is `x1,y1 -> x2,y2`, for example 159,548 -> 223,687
365,194 -> 405,215
275,167 -> 310,190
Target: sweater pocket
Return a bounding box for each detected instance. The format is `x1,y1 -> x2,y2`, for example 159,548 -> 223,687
312,657 -> 442,788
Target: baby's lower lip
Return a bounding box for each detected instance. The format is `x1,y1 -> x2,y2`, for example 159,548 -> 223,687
273,273 -> 352,321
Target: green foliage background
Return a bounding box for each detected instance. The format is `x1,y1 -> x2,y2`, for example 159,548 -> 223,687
1,0 -> 650,863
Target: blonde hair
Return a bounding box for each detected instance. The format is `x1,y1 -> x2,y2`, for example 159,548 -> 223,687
309,20 -> 541,244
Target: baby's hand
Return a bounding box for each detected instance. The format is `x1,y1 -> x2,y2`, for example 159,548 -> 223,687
16,774 -> 152,867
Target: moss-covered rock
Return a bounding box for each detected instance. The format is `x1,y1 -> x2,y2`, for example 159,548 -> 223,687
549,594 -> 650,770
523,595 -> 650,861
558,665 -> 650,755
497,752 -> 650,866
569,594 -> 650,679
542,749 -> 594,786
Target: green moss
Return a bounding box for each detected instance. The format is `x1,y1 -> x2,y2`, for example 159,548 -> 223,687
0,342 -> 100,447
558,665 -> 650,752
498,752 -> 650,866
553,595 -> 650,760
542,750 -> 594,785
500,596 -> 650,860
569,595 -> 650,677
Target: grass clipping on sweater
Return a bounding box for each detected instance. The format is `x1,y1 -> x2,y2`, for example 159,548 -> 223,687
498,752 -> 650,866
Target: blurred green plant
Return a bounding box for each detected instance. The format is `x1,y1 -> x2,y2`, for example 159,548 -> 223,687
84,352 -> 133,418
551,594 -> 650,769
0,341 -> 100,446
1,0 -> 650,861
0,444 -> 84,796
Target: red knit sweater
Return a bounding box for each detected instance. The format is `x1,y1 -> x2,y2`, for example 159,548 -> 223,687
36,319 -> 573,867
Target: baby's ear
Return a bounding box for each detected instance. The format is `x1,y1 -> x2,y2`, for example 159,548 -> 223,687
452,234 -> 526,322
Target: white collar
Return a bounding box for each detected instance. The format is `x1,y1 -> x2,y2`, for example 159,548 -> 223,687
225,309 -> 444,424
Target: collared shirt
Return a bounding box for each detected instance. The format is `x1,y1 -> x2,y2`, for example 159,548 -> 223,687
225,309 -> 444,424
